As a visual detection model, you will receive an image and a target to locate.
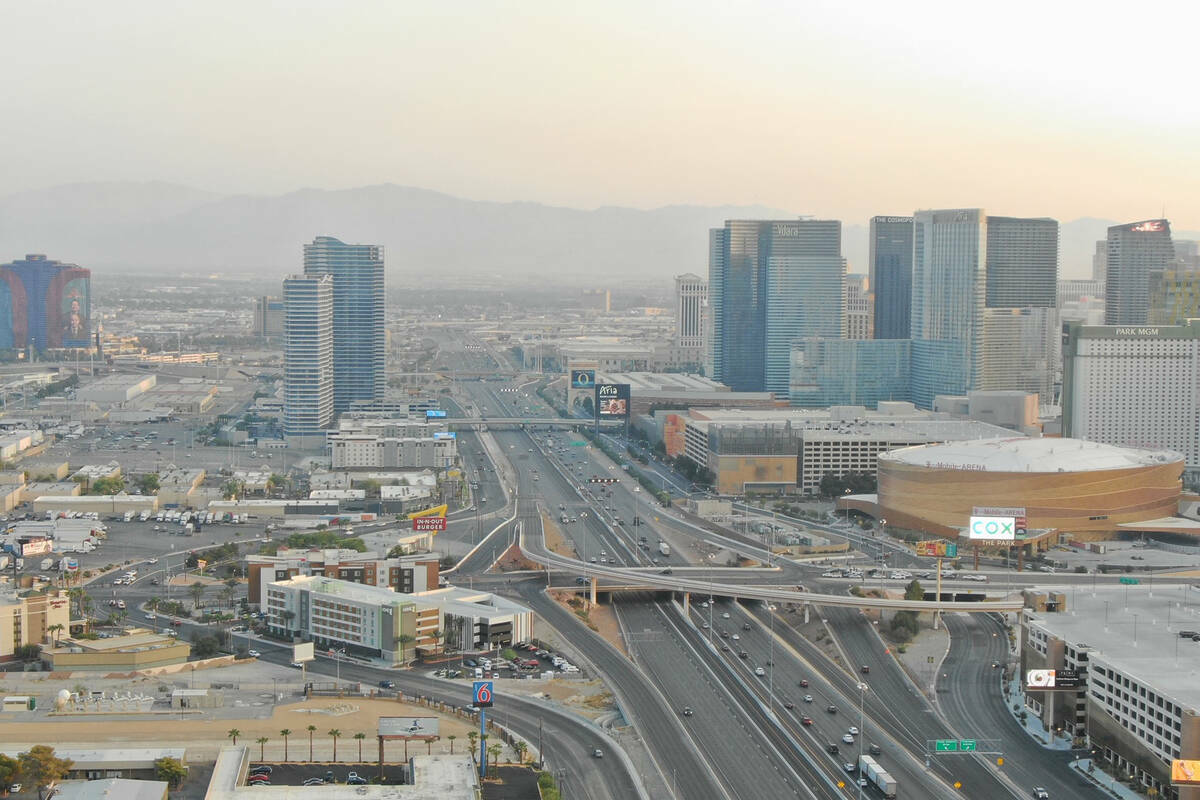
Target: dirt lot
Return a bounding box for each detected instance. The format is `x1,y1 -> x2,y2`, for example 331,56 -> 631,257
541,513 -> 577,559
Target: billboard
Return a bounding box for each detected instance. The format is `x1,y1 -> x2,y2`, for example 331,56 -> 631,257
61,557 -> 79,572
293,642 -> 315,664
21,539 -> 53,557
968,516 -> 1016,541
973,506 -> 1027,538
1171,760 -> 1200,786
413,516 -> 447,531
379,716 -> 439,739
1025,668 -> 1082,691
472,680 -> 494,708
426,409 -> 448,419
1127,219 -> 1168,233
0,256 -> 92,352
916,540 -> 958,558
433,431 -> 457,440
596,383 -> 630,418
570,369 -> 595,389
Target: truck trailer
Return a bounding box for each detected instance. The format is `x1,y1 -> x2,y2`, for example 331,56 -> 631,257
858,755 -> 897,798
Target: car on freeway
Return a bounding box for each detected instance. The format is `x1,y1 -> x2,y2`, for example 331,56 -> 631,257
742,623 -> 752,630
379,680 -> 396,689
827,705 -> 838,714
754,667 -> 765,677
860,665 -> 870,674
801,717 -> 813,726
720,644 -> 731,652
842,733 -> 855,744
592,748 -> 604,758
1032,789 -> 1049,800
848,726 -> 859,735
803,695 -> 813,703
721,612 -> 731,619
738,651 -> 749,659
783,699 -> 794,709
247,650 -> 261,657
681,707 -> 693,717
843,762 -> 856,773
799,679 -> 809,687
869,744 -> 882,755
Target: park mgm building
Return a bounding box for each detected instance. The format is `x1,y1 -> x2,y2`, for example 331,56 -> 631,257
1022,587 -> 1200,800
265,576 -> 533,665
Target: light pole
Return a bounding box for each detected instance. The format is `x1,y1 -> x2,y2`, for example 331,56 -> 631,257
856,681 -> 869,800
707,553 -> 716,644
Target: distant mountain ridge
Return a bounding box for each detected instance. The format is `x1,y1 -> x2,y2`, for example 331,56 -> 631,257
0,182 -> 1193,283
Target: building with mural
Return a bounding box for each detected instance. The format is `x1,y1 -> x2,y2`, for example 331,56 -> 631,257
0,254 -> 92,353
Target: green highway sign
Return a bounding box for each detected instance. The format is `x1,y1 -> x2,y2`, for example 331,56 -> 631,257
569,441 -> 588,447
935,740 -> 959,752
1119,577 -> 1140,585
960,740 -> 977,751
946,544 -> 958,558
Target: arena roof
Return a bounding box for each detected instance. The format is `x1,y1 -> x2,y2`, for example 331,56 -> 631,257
880,437 -> 1183,473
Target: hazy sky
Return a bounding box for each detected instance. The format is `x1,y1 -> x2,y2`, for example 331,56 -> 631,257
4,0 -> 1198,227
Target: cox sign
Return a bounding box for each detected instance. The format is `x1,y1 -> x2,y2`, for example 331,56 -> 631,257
968,516 -> 1016,541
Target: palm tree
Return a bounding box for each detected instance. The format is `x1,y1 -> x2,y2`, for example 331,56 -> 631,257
328,729 -> 341,762
189,581 -> 205,609
47,623 -> 64,646
218,586 -> 234,608
306,725 -> 317,761
513,741 -> 527,764
354,732 -> 366,761
279,729 -> 291,762
145,596 -> 161,613
488,743 -> 502,777
256,737 -> 268,761
447,734 -> 456,755
227,728 -> 241,745
467,731 -> 478,759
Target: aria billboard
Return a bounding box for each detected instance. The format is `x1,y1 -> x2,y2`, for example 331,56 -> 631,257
0,254 -> 91,352
595,383 -> 630,418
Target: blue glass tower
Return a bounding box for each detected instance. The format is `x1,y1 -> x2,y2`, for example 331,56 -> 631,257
708,220 -> 844,394
303,236 -> 385,413
869,216 -> 914,340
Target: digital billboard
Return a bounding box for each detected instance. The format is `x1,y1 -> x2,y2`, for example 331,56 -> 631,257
596,383 -> 630,418
916,540 -> 958,558
968,516 -> 1016,541
571,369 -> 596,389
0,256 -> 91,352
1171,760 -> 1200,786
973,507 -> 1027,538
433,431 -> 457,440
1127,219 -> 1168,233
426,409 -> 447,419
1025,668 -> 1082,691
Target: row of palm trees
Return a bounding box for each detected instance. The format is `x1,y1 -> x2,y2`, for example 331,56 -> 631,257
225,726 -> 529,768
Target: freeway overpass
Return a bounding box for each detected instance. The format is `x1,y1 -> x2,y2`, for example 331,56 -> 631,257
520,533 -> 1025,613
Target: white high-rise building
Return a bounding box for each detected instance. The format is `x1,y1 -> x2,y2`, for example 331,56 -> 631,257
1063,320 -> 1200,483
674,273 -> 706,348
283,274 -> 334,447
843,274 -> 873,340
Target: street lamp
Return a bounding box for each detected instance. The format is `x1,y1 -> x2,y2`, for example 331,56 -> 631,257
856,681 -> 869,800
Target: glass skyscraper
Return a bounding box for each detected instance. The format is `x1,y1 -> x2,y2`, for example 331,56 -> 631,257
910,209 -> 986,409
303,236 -> 385,412
985,216 -> 1059,308
869,216 -> 914,340
283,274 -> 334,444
1105,219 -> 1174,325
790,338 -> 911,408
708,220 -> 844,394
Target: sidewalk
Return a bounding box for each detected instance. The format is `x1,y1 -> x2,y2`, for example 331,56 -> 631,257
1002,675 -> 1074,750
1070,758 -> 1150,800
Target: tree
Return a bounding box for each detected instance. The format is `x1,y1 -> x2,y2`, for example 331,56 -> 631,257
488,743 -> 502,777
467,731 -> 478,760
18,745 -> 73,797
227,729 -> 241,746
221,478 -> 245,501
446,734 -> 456,755
135,474 -> 160,494
255,737 -> 268,761
153,756 -> 187,789
328,729 -> 341,762
189,581 -> 205,609
306,725 -> 317,762
90,475 -> 126,495
354,732 -> 366,761
145,596 -> 160,614
0,753 -> 18,795
513,741 -> 528,764
190,633 -> 220,658
47,624 -> 64,647
14,644 -> 40,661
279,730 -> 291,762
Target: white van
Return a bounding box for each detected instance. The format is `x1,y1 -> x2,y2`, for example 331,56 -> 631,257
474,667 -> 484,680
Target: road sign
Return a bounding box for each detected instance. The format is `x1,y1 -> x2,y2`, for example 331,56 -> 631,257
472,680 -> 494,708
960,739 -> 977,751
1120,577 -> 1140,585
936,740 -> 960,751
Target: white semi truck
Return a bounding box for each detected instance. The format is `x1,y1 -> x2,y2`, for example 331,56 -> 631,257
658,541 -> 671,557
858,755 -> 897,798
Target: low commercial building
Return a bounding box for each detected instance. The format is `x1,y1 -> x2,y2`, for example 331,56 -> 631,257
329,433 -> 457,470
32,494 -> 157,515
265,576 -> 532,665
246,547 -> 440,606
0,483 -> 21,512
141,383 -> 218,414
75,374 -> 157,405
1022,588 -> 1200,799
41,629 -> 191,671
677,404 -> 1014,495
0,748 -> 187,783
20,480 -> 81,504
0,589 -> 69,662
52,778 -> 169,800
71,461 -> 122,485
156,467 -> 206,507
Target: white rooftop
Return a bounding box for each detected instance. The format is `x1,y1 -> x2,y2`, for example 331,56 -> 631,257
53,778 -> 169,800
882,437 -> 1183,473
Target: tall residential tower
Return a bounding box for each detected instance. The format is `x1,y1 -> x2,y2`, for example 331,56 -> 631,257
303,236 -> 386,412
869,216 -> 914,340
283,274 -> 334,446
1105,220 -> 1174,325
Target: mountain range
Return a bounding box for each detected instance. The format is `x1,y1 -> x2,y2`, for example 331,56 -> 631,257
0,182 -> 1193,285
